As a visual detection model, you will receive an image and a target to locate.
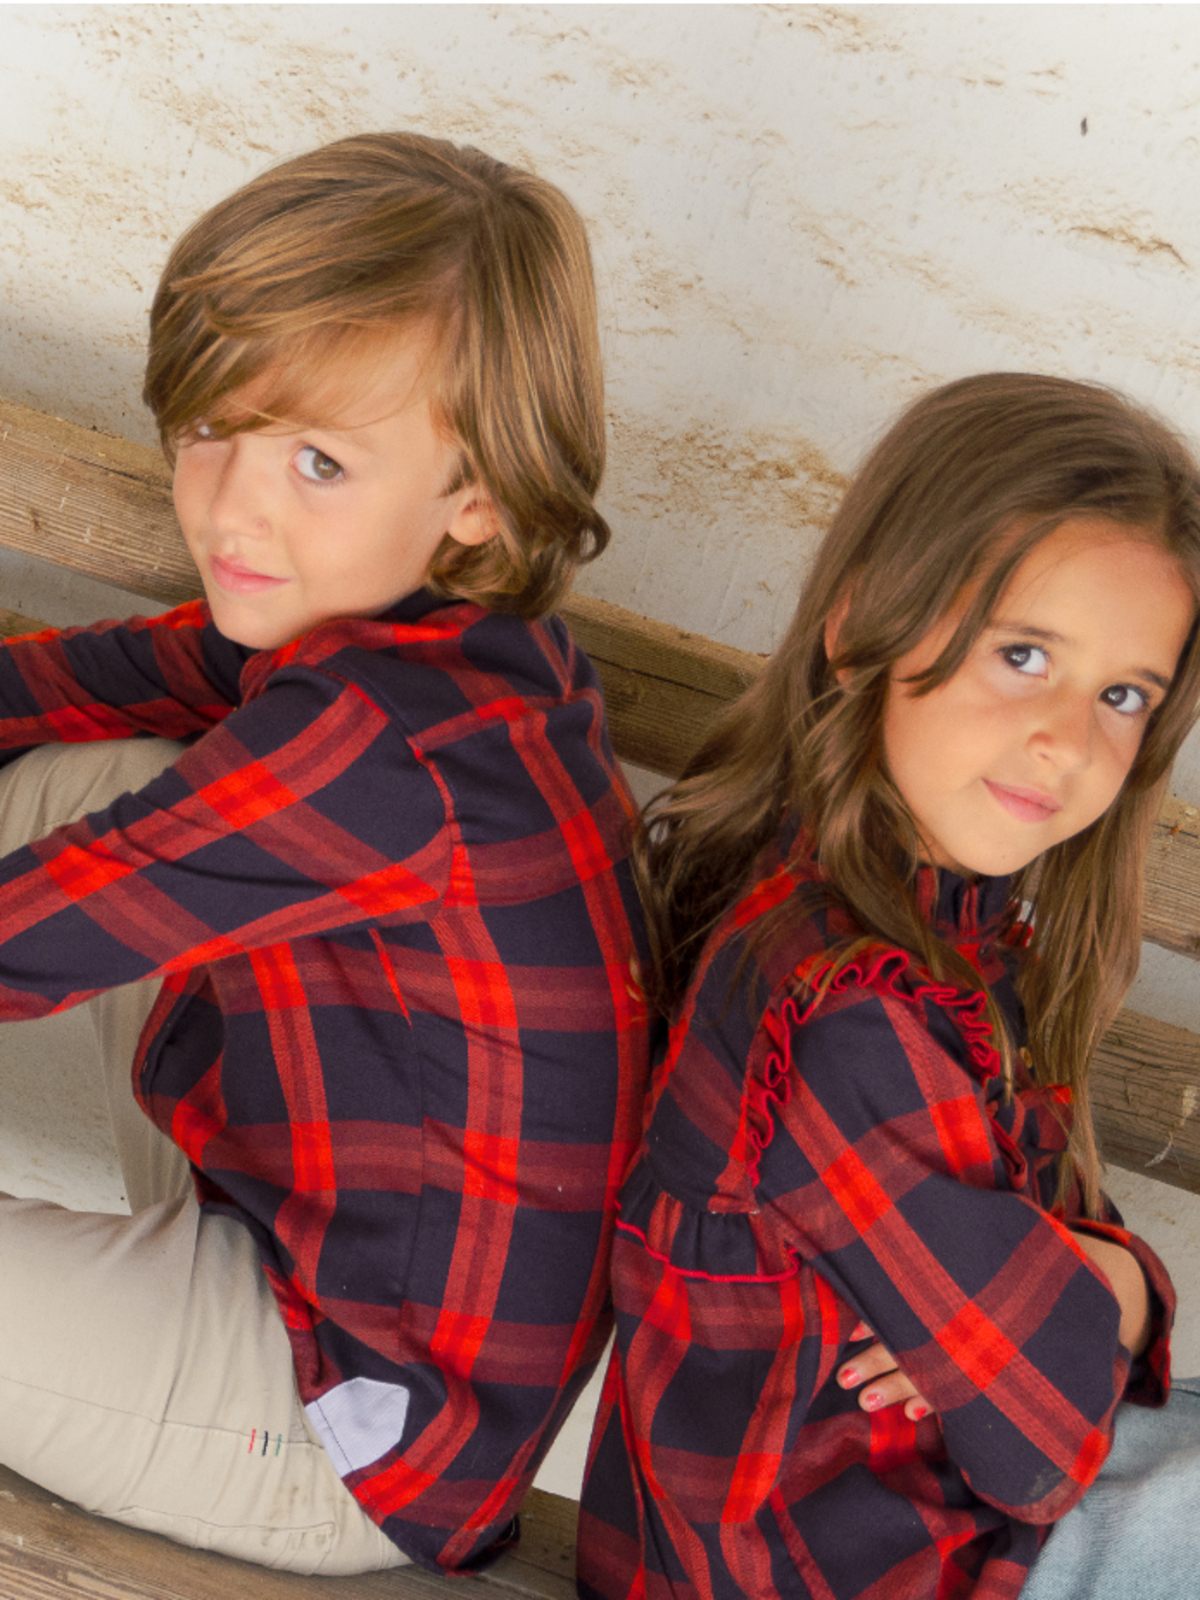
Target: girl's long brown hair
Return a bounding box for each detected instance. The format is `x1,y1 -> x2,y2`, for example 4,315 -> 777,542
641,374 -> 1200,1212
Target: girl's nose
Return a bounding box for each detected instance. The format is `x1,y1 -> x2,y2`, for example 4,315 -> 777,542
1032,690 -> 1093,772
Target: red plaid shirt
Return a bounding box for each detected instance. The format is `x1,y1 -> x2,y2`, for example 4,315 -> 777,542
579,823 -> 1172,1600
0,591 -> 648,1572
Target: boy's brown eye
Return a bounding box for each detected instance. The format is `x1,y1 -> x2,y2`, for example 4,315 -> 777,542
296,446 -> 344,484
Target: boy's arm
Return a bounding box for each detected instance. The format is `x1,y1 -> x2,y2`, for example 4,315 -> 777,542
0,663 -> 449,1015
0,603 -> 246,760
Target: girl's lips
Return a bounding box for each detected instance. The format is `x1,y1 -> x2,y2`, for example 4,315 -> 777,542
210,555 -> 288,595
984,779 -> 1062,824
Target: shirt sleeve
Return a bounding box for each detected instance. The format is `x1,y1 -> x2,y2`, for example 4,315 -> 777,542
1067,1216 -> 1174,1406
755,975 -> 1174,1524
0,660 -> 449,1015
0,603 -> 249,757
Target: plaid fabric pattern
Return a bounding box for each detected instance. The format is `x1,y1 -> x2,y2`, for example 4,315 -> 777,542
0,591 -> 649,1572
578,827 -> 1173,1600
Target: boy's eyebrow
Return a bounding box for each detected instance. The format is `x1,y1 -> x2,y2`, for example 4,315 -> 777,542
988,619 -> 1174,691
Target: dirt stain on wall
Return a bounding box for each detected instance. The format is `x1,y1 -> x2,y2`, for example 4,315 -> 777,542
608,414 -> 848,537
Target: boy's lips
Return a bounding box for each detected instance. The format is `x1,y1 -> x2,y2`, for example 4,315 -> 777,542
983,780 -> 1063,823
210,555 -> 288,595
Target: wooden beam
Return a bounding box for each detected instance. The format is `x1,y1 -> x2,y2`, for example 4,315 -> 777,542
1,398 -> 1200,958
3,399 -> 1200,1193
0,399 -> 197,607
1094,1009 -> 1200,1193
560,592 -> 763,780
2,397 -> 1200,960
1144,793 -> 1200,959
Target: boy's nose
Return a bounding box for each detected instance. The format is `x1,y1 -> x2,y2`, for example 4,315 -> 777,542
207,438 -> 272,536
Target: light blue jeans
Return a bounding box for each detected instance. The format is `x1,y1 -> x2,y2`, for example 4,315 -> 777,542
1022,1377 -> 1200,1600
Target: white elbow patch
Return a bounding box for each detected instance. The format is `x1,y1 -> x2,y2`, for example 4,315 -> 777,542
305,1377 -> 411,1476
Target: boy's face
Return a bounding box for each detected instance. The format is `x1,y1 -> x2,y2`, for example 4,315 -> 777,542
172,330 -> 496,651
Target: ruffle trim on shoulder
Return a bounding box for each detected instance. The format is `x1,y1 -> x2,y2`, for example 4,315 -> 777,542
615,1161 -> 799,1284
991,1080 -> 1072,1195
743,945 -> 1003,1189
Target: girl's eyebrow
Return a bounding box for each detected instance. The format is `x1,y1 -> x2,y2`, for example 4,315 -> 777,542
988,619 -> 1174,691
988,621 -> 1064,644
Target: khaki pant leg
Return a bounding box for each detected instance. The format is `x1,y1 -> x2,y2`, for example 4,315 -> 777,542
0,739 -> 189,1209
0,742 -> 408,1572
0,1193 -> 407,1572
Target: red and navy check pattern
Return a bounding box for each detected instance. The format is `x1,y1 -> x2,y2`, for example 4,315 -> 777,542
578,825 -> 1173,1600
0,591 -> 648,1572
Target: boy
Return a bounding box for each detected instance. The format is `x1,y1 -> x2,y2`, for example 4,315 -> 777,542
0,132 -> 647,1576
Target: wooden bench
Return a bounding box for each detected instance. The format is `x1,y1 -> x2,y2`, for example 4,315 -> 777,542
1,394 -> 1200,1594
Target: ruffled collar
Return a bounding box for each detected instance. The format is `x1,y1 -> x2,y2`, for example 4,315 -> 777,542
914,863 -> 1015,949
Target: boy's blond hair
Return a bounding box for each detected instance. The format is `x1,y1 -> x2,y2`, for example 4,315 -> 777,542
144,131 -> 610,617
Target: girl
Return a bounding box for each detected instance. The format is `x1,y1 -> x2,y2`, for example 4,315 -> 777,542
577,374 -> 1200,1600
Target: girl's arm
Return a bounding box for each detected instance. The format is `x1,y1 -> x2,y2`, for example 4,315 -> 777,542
842,1221 -> 1153,1417
1068,1230 -> 1151,1355
761,981 -> 1173,1524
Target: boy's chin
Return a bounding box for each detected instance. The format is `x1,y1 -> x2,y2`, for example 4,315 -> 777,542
205,601 -> 298,653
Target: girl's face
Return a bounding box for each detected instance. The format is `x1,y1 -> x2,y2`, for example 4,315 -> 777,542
881,516 -> 1195,877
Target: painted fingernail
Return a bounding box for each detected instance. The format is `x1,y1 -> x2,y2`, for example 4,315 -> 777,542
863,1390 -> 883,1411
910,1403 -> 929,1421
850,1322 -> 871,1341
839,1367 -> 859,1387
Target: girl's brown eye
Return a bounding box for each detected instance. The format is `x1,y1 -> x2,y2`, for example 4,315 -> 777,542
296,446 -> 343,483
1100,683 -> 1150,717
999,642 -> 1048,676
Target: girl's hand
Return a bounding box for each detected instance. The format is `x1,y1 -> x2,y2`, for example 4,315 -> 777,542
837,1323 -> 935,1422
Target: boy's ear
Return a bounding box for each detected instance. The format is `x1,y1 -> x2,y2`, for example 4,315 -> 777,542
444,483 -> 502,549
824,590 -> 853,685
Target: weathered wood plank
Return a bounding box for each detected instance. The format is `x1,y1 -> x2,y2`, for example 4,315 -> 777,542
561,592 -> 764,781
0,399 -> 195,607
482,1491 -> 576,1600
2,398 -> 1200,963
0,607 -> 43,640
3,399 -> 1200,1196
1144,792 -> 1200,959
0,1464 -> 573,1600
1093,1009 -> 1200,1192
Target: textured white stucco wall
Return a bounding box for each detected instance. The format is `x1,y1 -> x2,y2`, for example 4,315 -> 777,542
4,0 -> 1200,999
5,5 -> 1200,655
3,4 -> 1200,1387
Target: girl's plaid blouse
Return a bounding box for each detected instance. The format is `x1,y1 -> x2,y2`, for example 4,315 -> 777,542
0,591 -> 648,1573
578,834 -> 1173,1600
